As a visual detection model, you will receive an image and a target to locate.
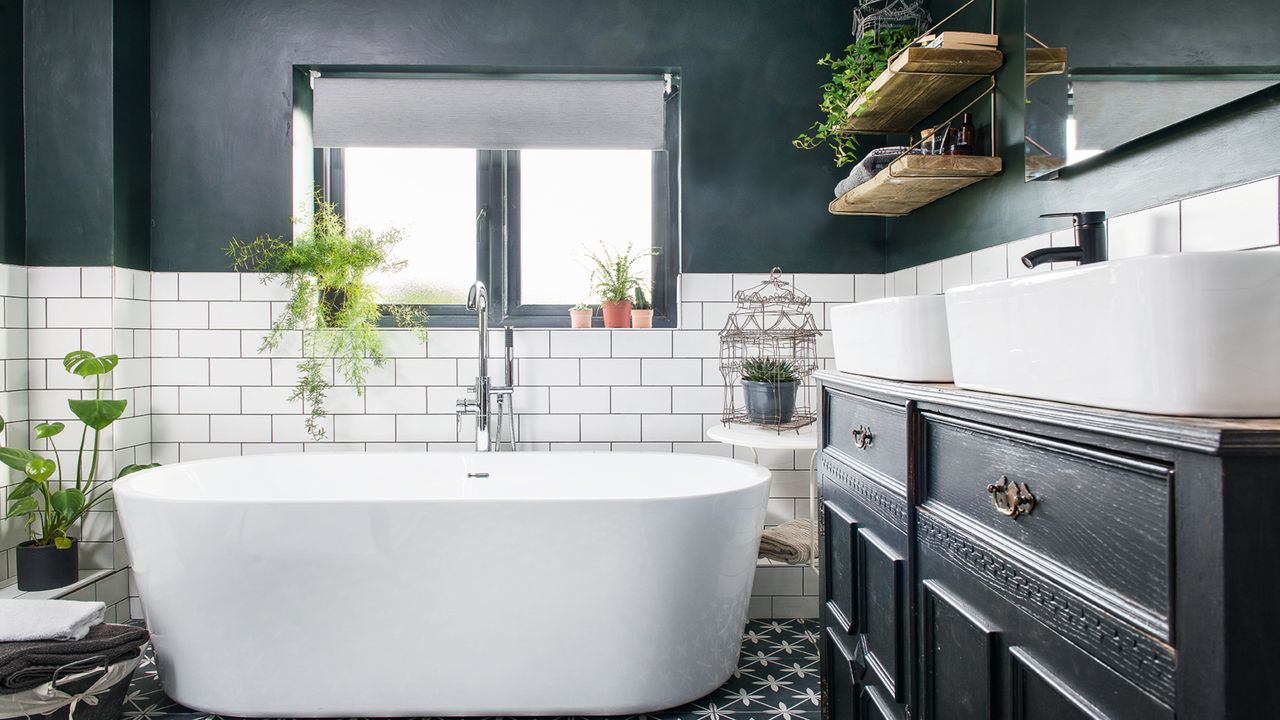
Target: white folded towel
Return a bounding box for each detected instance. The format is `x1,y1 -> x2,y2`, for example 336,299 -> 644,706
0,600 -> 106,642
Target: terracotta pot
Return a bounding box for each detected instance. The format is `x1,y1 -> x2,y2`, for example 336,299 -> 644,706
17,538 -> 79,591
569,308 -> 593,328
631,309 -> 654,329
600,299 -> 633,328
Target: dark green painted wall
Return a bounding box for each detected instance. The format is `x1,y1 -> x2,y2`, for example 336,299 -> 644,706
21,0 -> 151,269
884,0 -> 1280,271
112,0 -> 152,270
24,0 -> 116,266
0,0 -> 22,265
149,0 -> 882,273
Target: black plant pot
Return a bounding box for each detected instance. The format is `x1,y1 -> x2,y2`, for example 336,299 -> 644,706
319,287 -> 347,325
17,538 -> 79,591
741,379 -> 798,424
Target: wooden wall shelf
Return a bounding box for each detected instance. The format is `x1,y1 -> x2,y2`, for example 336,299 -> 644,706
841,47 -> 1004,134
1025,47 -> 1068,87
828,155 -> 1003,216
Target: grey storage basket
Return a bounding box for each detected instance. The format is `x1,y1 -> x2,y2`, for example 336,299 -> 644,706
0,652 -> 139,720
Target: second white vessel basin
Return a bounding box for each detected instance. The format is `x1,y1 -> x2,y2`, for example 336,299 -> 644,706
945,250 -> 1280,417
831,295 -> 953,382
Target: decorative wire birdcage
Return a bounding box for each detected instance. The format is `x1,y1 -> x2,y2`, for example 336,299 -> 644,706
852,0 -> 931,40
719,269 -> 822,433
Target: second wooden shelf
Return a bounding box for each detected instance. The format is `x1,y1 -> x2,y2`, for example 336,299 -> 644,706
829,154 -> 1003,216
842,47 -> 1004,134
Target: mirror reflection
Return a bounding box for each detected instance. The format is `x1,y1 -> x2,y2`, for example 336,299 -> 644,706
1023,0 -> 1280,181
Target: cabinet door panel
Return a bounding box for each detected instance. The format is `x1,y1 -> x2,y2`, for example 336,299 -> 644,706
824,628 -> 858,720
857,528 -> 905,702
921,580 -> 999,720
1009,647 -> 1107,720
862,685 -> 902,720
824,500 -> 858,634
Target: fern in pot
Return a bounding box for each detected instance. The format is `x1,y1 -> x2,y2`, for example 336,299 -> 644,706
741,358 -> 799,424
2,351 -> 159,590
227,196 -> 428,440
586,242 -> 658,329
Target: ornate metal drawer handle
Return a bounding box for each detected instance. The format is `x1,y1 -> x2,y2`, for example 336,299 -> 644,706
986,475 -> 1036,519
850,425 -> 874,449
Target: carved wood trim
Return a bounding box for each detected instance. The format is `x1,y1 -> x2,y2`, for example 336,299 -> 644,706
918,511 -> 1177,704
822,456 -> 908,532
817,371 -> 1280,455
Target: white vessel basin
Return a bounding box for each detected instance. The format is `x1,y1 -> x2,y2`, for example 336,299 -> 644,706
944,250 -> 1280,417
831,295 -> 953,382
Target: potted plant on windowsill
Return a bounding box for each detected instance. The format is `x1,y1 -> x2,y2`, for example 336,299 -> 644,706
631,287 -> 654,329
570,302 -> 594,329
741,357 -> 799,425
1,351 -> 159,591
227,194 -> 428,440
587,242 -> 658,329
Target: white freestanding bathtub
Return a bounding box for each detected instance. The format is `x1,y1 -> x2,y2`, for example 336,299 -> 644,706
114,452 -> 771,717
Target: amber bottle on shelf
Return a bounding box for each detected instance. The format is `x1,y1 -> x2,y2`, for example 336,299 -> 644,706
948,113 -> 976,156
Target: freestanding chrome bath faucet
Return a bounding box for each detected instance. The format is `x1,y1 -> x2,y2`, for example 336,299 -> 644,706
456,281 -> 517,451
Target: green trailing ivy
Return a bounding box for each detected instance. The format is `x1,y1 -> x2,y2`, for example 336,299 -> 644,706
227,193 -> 428,440
2,350 -> 159,548
793,27 -> 918,167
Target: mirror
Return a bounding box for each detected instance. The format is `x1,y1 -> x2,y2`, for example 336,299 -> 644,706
1023,0 -> 1280,181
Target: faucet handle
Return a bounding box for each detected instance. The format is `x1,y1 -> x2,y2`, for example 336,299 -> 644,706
1040,211 -> 1107,226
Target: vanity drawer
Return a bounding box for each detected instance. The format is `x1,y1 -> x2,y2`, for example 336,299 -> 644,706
825,388 -> 908,487
920,412 -> 1172,628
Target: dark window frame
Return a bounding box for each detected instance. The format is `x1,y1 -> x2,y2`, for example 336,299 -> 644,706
318,89 -> 680,329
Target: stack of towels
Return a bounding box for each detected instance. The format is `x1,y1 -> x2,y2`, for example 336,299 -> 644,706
759,518 -> 815,565
0,600 -> 148,695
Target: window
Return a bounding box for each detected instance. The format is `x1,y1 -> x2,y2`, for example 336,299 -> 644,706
310,72 -> 679,327
341,148 -> 477,305
515,149 -> 652,306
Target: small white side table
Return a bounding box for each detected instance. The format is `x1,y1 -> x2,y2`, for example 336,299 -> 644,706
706,423 -> 820,574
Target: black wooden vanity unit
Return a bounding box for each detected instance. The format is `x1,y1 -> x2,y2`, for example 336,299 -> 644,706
815,370 -> 1280,719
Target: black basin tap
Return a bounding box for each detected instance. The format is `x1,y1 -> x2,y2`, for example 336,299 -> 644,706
1021,211 -> 1108,269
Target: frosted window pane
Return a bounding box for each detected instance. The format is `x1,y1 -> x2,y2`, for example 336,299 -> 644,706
519,150 -> 653,305
342,147 -> 477,305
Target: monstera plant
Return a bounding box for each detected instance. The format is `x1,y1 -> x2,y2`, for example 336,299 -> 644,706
2,350 -> 158,590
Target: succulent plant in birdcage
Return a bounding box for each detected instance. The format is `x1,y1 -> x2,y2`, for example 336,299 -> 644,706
718,268 -> 822,432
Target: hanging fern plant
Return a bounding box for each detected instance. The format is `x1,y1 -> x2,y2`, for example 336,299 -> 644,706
227,194 -> 428,440
792,26 -> 918,167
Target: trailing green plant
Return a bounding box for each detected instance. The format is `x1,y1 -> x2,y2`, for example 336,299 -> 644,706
2,351 -> 159,548
632,287 -> 652,310
227,194 -> 428,440
741,357 -> 798,384
585,242 -> 659,304
792,26 -> 918,167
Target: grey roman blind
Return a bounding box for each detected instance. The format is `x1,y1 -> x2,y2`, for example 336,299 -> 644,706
312,76 -> 667,150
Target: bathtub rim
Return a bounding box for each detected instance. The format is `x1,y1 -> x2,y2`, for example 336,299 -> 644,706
114,450 -> 773,505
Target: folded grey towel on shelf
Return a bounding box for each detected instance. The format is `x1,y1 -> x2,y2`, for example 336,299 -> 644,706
0,600 -> 106,643
759,518 -> 815,565
0,623 -> 149,693
834,146 -> 920,198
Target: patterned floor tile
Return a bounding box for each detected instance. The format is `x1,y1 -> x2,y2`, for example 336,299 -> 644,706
120,619 -> 819,720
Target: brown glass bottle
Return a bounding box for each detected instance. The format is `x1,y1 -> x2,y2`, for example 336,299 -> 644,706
948,113 -> 976,156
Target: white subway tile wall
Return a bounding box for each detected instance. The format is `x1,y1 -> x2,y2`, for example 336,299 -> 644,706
5,175 -> 1276,617
131,270 -> 851,618
0,264 -> 27,582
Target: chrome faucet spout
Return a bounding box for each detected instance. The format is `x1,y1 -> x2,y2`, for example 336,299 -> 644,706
456,281 -> 513,452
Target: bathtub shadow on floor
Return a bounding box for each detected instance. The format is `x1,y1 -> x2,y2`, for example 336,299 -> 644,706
121,619 -> 820,720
